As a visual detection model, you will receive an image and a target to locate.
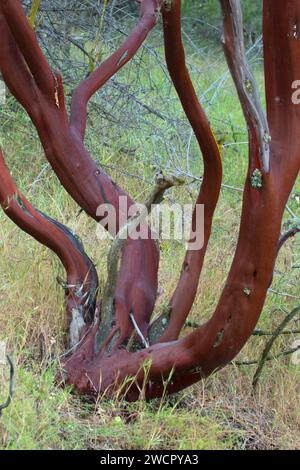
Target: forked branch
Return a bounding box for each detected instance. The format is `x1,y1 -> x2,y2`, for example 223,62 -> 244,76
0,0 -> 299,402
61,0 -> 300,399
0,0 -> 160,343
96,173 -> 184,354
70,0 -> 161,141
252,305 -> 300,389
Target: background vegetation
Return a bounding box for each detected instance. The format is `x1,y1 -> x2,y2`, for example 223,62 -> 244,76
0,0 -> 299,450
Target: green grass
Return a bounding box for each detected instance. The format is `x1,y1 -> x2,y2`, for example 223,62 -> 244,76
0,31 -> 299,450
0,364 -> 245,450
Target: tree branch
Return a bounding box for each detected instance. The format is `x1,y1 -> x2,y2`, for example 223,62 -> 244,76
95,173 -> 184,355
252,305 -> 300,390
70,0 -> 160,141
61,0 -> 300,400
0,150 -> 99,346
1,0 -> 55,96
153,0 -> 222,343
0,9 -> 39,120
220,0 -> 270,173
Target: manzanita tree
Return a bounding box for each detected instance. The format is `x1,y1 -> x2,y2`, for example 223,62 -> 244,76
0,0 -> 299,401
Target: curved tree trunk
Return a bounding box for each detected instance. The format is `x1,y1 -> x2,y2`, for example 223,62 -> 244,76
152,1 -> 222,343
0,0 -> 160,346
0,0 -> 299,401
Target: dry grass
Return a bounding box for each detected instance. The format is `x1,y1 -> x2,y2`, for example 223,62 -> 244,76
0,52 -> 299,449
0,157 -> 299,449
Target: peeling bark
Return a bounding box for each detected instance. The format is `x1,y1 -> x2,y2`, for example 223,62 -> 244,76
220,0 -> 270,173
0,150 -> 98,343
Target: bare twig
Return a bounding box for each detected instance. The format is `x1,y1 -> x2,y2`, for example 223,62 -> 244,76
234,345 -> 300,366
0,356 -> 14,417
185,321 -> 300,338
252,305 -> 300,390
277,225 -> 300,253
130,312 -> 149,349
268,289 -> 300,300
252,328 -> 300,337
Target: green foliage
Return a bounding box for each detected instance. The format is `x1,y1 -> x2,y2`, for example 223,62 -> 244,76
0,364 -> 242,450
0,1 -> 299,450
182,0 -> 262,42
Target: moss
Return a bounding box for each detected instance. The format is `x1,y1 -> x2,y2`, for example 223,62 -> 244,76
251,169 -> 263,189
164,0 -> 173,12
263,133 -> 272,144
244,78 -> 253,94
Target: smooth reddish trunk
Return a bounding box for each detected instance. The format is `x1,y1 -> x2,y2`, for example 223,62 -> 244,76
0,0 -> 160,342
156,2 -> 222,343
0,0 -> 299,401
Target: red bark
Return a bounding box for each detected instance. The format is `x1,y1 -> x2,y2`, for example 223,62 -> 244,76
0,150 -> 98,331
59,0 -> 300,399
0,0 -> 160,342
0,0 -> 299,401
154,0 -> 222,343
70,0 -> 160,141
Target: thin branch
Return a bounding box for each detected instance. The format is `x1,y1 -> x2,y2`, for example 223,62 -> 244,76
252,328 -> 300,337
277,226 -> 300,253
0,356 -> 14,417
220,0 -> 270,172
268,289 -> 300,300
130,313 -> 149,349
235,345 -> 300,366
155,0 -> 222,343
286,205 -> 296,218
185,321 -> 300,338
70,0 -> 160,141
252,305 -> 300,389
28,0 -> 41,28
